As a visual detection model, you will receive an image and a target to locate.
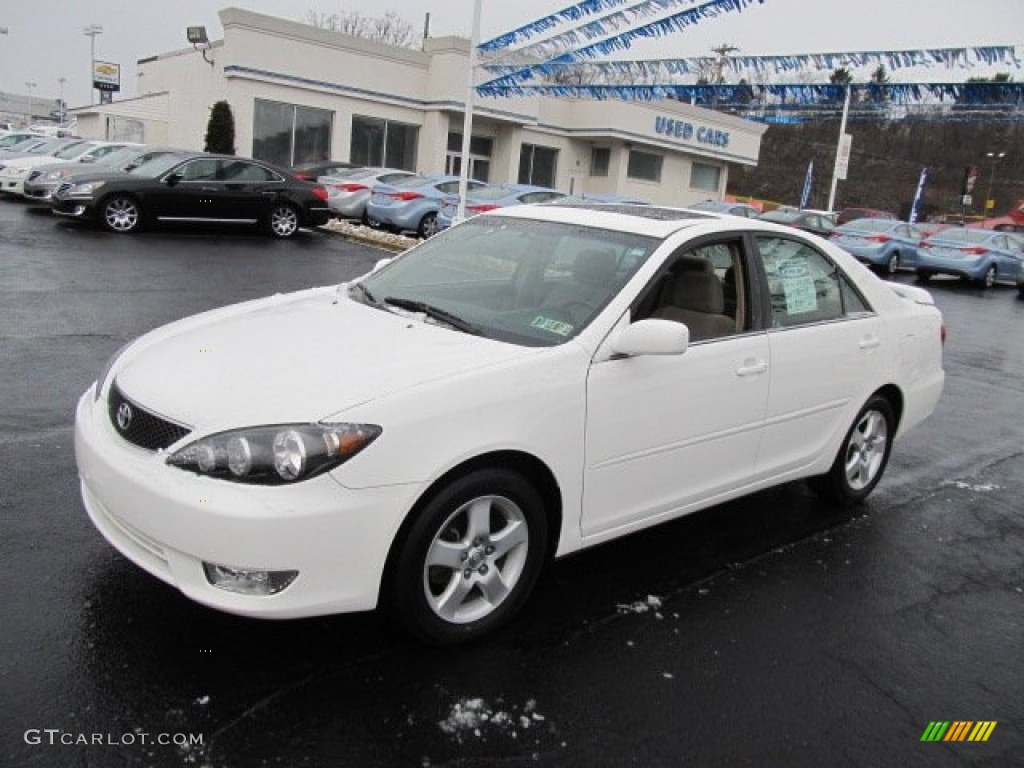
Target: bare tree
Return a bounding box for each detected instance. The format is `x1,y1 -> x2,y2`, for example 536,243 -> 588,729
302,8 -> 416,48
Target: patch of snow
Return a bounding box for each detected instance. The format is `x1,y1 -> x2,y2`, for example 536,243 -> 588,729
943,480 -> 1001,492
439,698 -> 549,743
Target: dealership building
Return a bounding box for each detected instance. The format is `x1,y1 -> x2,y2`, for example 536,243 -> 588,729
72,7 -> 766,205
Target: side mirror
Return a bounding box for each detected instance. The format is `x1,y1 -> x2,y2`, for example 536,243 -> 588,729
610,319 -> 689,358
165,173 -> 183,187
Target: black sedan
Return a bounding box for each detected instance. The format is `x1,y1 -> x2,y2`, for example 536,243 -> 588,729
51,153 -> 331,238
758,209 -> 836,238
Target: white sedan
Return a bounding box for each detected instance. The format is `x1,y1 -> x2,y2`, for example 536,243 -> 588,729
75,204 -> 945,644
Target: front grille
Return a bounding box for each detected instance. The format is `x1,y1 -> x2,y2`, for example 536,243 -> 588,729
108,382 -> 192,451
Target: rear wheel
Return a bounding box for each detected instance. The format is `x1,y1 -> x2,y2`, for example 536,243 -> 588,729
267,203 -> 299,238
418,212 -> 439,239
979,265 -> 996,289
810,395 -> 894,506
389,468 -> 548,645
99,195 -> 141,234
885,252 -> 899,275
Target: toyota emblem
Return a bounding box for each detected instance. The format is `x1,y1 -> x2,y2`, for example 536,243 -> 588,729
116,402 -> 133,431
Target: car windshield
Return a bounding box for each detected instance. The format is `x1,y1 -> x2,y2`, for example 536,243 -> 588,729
356,216 -> 659,347
129,153 -> 190,177
689,201 -> 728,211
95,146 -> 141,167
761,211 -> 800,223
52,142 -> 91,159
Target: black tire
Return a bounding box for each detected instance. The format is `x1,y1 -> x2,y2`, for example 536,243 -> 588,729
809,395 -> 895,506
915,270 -> 932,282
389,468 -> 548,645
99,195 -> 142,234
418,211 -> 438,239
267,203 -> 300,238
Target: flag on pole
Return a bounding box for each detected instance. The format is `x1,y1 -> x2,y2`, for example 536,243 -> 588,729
909,168 -> 928,223
799,160 -> 814,210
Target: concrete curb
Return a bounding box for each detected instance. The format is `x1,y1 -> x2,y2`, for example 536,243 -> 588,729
318,219 -> 418,254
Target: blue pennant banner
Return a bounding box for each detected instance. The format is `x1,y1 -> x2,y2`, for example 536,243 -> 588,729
481,45 -> 1022,82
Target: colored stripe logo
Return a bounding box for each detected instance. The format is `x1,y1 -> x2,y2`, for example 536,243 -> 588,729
921,721 -> 997,742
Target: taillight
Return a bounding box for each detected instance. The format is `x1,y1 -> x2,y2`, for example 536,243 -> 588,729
336,183 -> 368,192
960,246 -> 988,255
390,191 -> 423,201
866,235 -> 891,243
294,173 -> 312,181
311,186 -> 329,202
940,323 -> 947,345
919,242 -> 933,248
467,203 -> 501,214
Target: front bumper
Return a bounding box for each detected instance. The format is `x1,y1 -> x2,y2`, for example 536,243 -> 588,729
23,180 -> 60,201
75,387 -> 417,618
51,196 -> 96,219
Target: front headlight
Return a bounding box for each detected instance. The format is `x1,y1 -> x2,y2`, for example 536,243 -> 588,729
167,423 -> 382,484
11,167 -> 31,178
68,180 -> 105,196
43,169 -> 68,181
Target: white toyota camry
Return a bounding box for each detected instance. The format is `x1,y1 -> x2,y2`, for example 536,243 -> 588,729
75,203 -> 945,644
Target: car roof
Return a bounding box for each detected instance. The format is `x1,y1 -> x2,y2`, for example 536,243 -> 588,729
481,202 -> 743,238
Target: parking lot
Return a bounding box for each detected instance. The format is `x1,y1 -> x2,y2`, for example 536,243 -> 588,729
1,201 -> 1022,767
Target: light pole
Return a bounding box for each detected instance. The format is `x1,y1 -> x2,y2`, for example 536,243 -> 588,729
57,77 -> 66,122
83,24 -> 103,106
983,151 -> 1006,221
25,80 -> 36,127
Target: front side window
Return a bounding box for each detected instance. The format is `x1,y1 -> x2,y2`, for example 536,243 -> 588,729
178,158 -> 220,182
756,236 -> 870,327
627,150 -> 662,182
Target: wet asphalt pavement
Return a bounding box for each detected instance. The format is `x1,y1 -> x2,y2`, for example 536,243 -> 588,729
1,202 -> 1021,768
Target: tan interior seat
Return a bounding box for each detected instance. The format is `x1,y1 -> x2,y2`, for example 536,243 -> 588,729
652,270 -> 735,341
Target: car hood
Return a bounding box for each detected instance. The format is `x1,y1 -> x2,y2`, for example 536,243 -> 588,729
112,288 -> 540,434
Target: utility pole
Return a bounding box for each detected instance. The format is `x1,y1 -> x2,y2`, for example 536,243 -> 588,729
25,81 -> 36,126
710,43 -> 739,108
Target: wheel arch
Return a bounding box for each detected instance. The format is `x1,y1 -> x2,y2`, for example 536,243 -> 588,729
379,449 -> 563,600
872,383 -> 904,431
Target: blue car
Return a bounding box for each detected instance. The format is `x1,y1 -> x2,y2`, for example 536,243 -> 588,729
688,199 -> 761,218
366,175 -> 486,238
915,228 -> 1024,288
830,218 -> 923,275
436,183 -> 565,230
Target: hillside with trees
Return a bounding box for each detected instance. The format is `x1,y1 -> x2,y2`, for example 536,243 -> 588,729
728,115 -> 1022,220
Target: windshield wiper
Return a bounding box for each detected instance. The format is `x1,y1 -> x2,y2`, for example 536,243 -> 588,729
349,282 -> 384,308
383,297 -> 484,336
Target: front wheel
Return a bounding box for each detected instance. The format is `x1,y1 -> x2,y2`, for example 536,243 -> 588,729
389,468 -> 548,645
810,395 -> 894,506
100,195 -> 142,233
267,203 -> 299,238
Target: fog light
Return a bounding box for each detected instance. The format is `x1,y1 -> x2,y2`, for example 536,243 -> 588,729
202,563 -> 298,595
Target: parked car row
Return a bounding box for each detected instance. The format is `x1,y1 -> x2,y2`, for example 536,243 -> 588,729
0,139 -> 332,239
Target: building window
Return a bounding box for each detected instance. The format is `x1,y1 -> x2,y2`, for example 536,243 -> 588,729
590,147 -> 610,176
627,149 -> 662,182
446,132 -> 493,182
351,116 -> 418,171
253,99 -> 332,168
690,162 -> 722,192
518,144 -> 558,188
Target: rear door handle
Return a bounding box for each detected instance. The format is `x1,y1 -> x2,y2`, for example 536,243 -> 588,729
736,359 -> 768,377
858,335 -> 881,350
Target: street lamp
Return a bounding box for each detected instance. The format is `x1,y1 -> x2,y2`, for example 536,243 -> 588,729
25,80 -> 36,127
83,24 -> 103,106
983,151 -> 1007,221
57,77 -> 67,123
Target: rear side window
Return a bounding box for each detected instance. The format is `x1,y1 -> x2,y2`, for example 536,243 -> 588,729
756,236 -> 870,327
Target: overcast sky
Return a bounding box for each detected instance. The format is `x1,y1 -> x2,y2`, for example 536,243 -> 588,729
1,0 -> 1021,108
